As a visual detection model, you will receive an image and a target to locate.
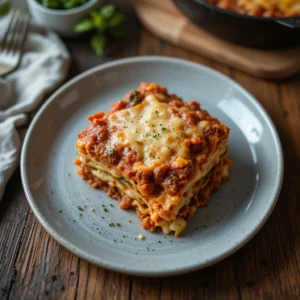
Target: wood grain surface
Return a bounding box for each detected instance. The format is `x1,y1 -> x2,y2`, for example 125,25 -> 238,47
132,0 -> 300,80
1,1 -> 300,299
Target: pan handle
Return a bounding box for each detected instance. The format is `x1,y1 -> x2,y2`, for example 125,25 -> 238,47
276,18 -> 300,29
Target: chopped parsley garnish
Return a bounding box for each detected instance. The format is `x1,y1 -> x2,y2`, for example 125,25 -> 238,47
105,148 -> 115,156
79,213 -> 83,217
114,239 -> 117,243
103,208 -> 109,212
109,222 -> 115,227
102,216 -> 105,219
129,91 -> 141,105
58,209 -> 62,213
109,204 -> 115,207
162,127 -> 166,131
117,223 -> 121,227
77,206 -> 84,211
158,241 -> 162,243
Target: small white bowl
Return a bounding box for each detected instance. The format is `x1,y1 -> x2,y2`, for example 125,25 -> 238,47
27,0 -> 100,37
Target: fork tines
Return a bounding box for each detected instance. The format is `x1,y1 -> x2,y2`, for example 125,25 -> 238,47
0,10 -> 30,56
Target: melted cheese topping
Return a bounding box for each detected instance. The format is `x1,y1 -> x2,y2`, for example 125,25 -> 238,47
107,94 -> 208,167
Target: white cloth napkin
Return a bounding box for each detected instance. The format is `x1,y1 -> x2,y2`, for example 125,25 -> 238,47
0,13 -> 70,200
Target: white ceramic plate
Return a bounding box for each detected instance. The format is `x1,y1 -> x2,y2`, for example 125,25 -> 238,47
21,57 -> 283,276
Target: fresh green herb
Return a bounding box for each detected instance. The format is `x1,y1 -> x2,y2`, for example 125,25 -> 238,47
105,148 -> 115,156
79,213 -> 83,217
0,1 -> 10,16
158,240 -> 162,243
109,204 -> 115,207
109,222 -> 114,227
77,206 -> 84,211
58,209 -> 62,213
91,33 -> 106,56
103,208 -> 109,212
101,216 -> 105,219
38,0 -> 90,10
100,4 -> 115,18
74,4 -> 126,55
74,18 -> 94,32
114,239 -> 117,243
129,90 -> 141,106
108,12 -> 125,27
162,127 -> 166,131
117,223 -> 121,227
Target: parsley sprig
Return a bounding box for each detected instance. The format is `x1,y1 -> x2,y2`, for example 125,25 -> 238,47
74,4 -> 126,55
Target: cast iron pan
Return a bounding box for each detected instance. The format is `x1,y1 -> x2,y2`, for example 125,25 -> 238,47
172,0 -> 300,48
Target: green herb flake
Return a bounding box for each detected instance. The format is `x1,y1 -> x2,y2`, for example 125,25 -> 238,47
58,209 -> 62,213
109,222 -> 115,227
129,91 -> 141,105
100,4 -> 116,19
104,208 -> 109,212
74,18 -> 95,32
105,148 -> 115,156
109,204 -> 115,207
77,206 -> 84,211
117,223 -> 121,227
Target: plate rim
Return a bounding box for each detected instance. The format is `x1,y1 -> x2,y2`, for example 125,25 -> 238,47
21,56 -> 284,276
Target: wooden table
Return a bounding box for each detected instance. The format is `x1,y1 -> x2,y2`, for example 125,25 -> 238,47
1,2 -> 300,299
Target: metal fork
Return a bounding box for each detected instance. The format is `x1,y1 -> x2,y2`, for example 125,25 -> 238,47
0,10 -> 30,77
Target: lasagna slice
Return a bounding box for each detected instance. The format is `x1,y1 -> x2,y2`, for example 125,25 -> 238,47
75,82 -> 232,237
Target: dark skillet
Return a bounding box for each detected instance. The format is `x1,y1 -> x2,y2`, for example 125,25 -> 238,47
172,0 -> 300,48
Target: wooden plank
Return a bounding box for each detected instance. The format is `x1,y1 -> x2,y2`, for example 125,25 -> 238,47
76,261 -> 130,300
7,210 -> 79,300
0,170 -> 29,300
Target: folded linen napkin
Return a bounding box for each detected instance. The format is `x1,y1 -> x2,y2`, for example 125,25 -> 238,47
0,13 -> 70,200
